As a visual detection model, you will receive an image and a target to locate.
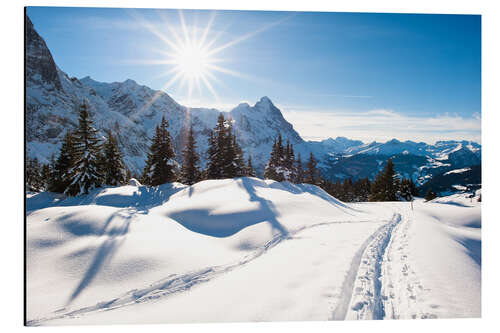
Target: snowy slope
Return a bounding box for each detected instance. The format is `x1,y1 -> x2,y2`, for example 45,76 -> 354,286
26,179 -> 480,325
380,199 -> 481,319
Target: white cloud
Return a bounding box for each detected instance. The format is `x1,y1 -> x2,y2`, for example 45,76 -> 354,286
280,107 -> 481,144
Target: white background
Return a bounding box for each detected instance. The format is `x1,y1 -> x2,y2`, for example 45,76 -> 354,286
1,0 -> 498,332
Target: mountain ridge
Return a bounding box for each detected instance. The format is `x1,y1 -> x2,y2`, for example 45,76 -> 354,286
25,15 -> 481,187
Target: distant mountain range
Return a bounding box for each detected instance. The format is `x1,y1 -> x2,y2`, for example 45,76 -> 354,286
25,15 -> 481,190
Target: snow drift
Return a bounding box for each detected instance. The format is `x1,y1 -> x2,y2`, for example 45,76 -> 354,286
26,177 -> 368,325
26,178 -> 481,325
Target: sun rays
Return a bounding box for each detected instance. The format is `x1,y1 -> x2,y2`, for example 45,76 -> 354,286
128,9 -> 293,104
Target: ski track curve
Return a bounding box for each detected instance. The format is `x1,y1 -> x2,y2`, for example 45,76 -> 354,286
333,208 -> 403,320
380,205 -> 437,320
27,219 -> 374,326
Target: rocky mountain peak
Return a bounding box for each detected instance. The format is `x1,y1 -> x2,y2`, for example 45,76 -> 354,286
25,15 -> 62,91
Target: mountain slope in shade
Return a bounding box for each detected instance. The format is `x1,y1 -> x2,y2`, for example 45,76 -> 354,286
418,164 -> 481,196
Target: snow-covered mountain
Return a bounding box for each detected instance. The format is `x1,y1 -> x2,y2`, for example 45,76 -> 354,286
25,15 -> 481,185
321,138 -> 481,184
26,16 -> 303,175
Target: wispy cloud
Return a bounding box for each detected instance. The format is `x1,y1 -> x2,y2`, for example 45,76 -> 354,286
305,93 -> 373,99
280,107 -> 481,144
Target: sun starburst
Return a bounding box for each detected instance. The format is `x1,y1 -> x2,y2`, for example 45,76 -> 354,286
128,9 -> 293,105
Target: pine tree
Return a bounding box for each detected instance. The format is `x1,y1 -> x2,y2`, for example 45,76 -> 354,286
409,179 -> 419,197
142,116 -> 177,186
305,152 -> 321,185
295,153 -> 304,183
40,162 -> 51,191
264,134 -> 298,182
399,178 -> 417,201
229,134 -> 246,177
343,178 -> 354,202
221,119 -> 245,178
425,189 -> 437,201
180,125 -> 201,185
26,157 -> 43,191
65,103 -> 103,196
49,131 -> 75,193
205,130 -> 220,179
264,138 -> 281,181
369,158 -> 398,201
357,178 -> 371,202
102,130 -> 126,186
246,155 -> 256,177
205,114 -> 226,179
204,114 -> 245,179
284,141 -> 297,181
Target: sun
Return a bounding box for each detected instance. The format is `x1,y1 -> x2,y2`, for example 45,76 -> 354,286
129,9 -> 292,104
172,41 -> 210,81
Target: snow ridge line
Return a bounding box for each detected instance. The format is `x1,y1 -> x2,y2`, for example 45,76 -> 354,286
332,212 -> 402,320
27,219 -> 376,326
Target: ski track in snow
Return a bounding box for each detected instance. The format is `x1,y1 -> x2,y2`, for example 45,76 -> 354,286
336,204 -> 441,321
334,209 -> 402,320
380,206 -> 438,320
27,218 -> 377,326
29,199 -> 472,325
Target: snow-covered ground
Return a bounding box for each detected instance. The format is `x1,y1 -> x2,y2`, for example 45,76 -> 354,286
26,178 -> 481,325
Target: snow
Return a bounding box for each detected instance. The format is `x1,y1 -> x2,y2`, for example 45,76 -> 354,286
26,179 -> 480,325
444,167 -> 472,176
430,191 -> 481,207
399,200 -> 481,318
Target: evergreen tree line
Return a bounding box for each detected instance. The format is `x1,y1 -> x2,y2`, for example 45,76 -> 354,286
263,133 -> 321,185
322,160 -> 420,202
26,107 -> 258,195
366,159 -> 419,202
261,137 -> 418,202
322,178 -> 372,202
37,104 -> 129,196
139,113 -> 256,186
26,103 -> 423,203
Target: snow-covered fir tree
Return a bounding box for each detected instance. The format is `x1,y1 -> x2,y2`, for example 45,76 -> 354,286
205,113 -> 245,179
101,130 -> 127,186
26,157 -> 43,191
246,155 -> 256,177
398,178 -> 418,201
424,189 -> 437,201
369,158 -> 398,201
65,103 -> 103,196
283,141 -> 296,176
264,134 -> 298,182
40,161 -> 52,191
353,178 -> 371,202
142,116 -> 177,186
49,131 -> 75,193
263,137 -> 281,181
305,152 -> 321,185
205,129 -> 220,179
294,153 -> 304,183
227,131 -> 246,178
180,125 -> 201,185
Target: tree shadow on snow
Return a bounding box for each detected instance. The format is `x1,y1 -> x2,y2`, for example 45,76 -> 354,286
167,178 -> 289,238
267,181 -> 358,215
27,183 -> 186,212
455,237 -> 481,267
66,208 -> 134,305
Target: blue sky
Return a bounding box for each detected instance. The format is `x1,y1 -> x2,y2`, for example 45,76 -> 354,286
27,7 -> 481,143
